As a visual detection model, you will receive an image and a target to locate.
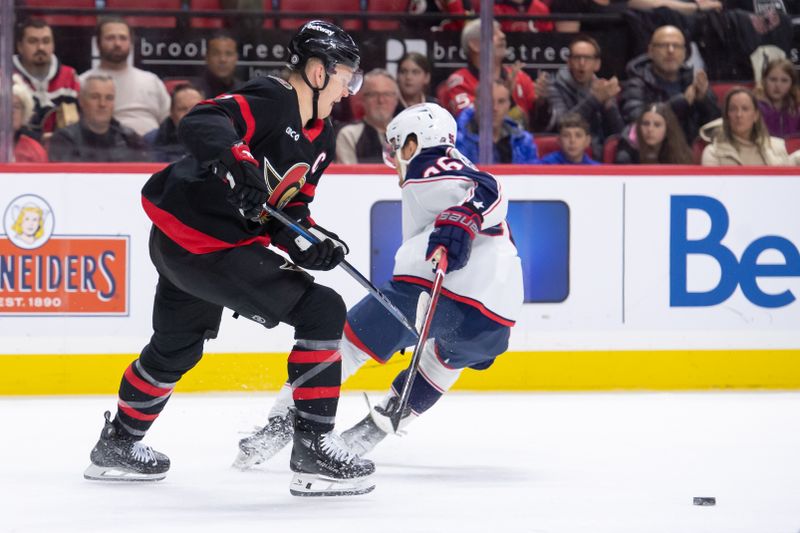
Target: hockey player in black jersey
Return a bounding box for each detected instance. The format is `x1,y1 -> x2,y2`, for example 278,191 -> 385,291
83,21 -> 375,497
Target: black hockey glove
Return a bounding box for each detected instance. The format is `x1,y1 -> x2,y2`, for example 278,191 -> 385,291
272,221 -> 349,271
426,204 -> 482,273
217,141 -> 268,219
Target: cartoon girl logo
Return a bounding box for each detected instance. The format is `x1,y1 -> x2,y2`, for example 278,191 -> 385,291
3,194 -> 55,250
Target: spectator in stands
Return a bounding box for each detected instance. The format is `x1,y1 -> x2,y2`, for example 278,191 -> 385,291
621,25 -> 720,143
395,52 -> 438,114
455,79 -> 538,164
49,75 -> 148,163
701,87 -> 794,165
190,32 -> 244,99
80,17 -> 170,137
441,20 -> 538,127
542,35 -> 623,160
144,84 -> 204,163
535,113 -> 599,165
754,58 -> 800,138
12,18 -> 80,140
616,102 -> 693,164
12,75 -> 48,163
336,70 -> 400,164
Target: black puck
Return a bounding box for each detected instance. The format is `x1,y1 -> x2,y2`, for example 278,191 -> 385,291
693,497 -> 716,506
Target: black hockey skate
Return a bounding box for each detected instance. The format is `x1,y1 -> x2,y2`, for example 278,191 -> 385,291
233,410 -> 295,470
83,411 -> 170,482
289,429 -> 375,496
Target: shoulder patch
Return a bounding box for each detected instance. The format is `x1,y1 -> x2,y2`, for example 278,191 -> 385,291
268,75 -> 294,90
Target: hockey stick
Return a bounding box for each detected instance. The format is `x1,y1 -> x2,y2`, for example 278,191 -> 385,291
221,170 -> 419,339
389,247 -> 448,433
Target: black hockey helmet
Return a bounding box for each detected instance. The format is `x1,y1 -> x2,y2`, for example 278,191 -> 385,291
288,20 -> 361,74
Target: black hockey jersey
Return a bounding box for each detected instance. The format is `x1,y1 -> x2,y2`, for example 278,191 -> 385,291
141,75 -> 335,253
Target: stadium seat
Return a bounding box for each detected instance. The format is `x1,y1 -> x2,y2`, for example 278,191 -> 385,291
106,0 -> 181,28
692,137 -> 708,164
710,81 -> 754,105
786,136 -> 800,155
534,134 -> 560,157
348,92 -> 365,121
22,0 -> 97,27
277,0 -> 362,30
602,135 -> 619,164
367,0 -> 406,30
164,78 -> 190,94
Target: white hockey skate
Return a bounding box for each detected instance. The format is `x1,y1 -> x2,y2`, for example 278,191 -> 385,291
233,411 -> 294,470
289,429 -> 375,496
83,411 -> 170,482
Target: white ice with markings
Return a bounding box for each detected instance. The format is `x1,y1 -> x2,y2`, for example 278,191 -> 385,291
1,392 -> 799,533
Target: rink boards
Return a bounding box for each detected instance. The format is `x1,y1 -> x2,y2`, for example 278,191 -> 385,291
0,163 -> 798,394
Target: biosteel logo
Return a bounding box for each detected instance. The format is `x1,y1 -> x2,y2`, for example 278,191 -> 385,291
0,194 -> 129,315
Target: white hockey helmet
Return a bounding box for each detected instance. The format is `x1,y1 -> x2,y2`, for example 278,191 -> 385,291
384,103 -> 457,178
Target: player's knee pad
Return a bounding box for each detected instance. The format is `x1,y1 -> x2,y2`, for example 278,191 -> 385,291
418,339 -> 462,394
286,283 -> 346,340
340,334 -> 371,383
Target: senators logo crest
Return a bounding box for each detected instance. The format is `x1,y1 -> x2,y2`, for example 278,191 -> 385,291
261,158 -> 309,219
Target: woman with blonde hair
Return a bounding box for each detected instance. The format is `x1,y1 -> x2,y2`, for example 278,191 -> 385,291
754,58 -> 800,138
12,74 -> 48,163
701,87 -> 794,166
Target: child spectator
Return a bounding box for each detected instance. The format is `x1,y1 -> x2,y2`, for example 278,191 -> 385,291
754,58 -> 800,138
701,87 -> 794,165
456,79 -> 538,164
616,102 -> 693,164
535,113 -> 599,165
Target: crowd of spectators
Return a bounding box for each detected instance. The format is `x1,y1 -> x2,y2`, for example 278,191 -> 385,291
8,0 -> 800,166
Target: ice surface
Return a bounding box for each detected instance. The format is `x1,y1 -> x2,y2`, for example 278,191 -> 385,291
2,392 -> 799,533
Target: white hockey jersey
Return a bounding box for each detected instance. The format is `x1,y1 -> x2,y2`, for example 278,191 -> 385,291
392,147 -> 523,326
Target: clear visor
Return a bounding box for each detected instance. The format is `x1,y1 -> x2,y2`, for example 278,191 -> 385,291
330,67 -> 364,95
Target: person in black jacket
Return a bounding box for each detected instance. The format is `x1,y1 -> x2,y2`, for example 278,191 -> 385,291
83,21 -> 375,497
620,25 -> 720,143
48,74 -> 147,162
143,83 -> 204,162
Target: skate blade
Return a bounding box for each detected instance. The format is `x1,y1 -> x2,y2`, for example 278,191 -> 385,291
83,463 -> 167,482
289,472 -> 375,497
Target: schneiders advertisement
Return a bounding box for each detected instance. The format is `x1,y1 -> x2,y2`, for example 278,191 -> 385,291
0,170 -> 797,355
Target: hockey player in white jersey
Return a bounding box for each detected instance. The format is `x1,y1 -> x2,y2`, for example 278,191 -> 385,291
235,103 -> 523,467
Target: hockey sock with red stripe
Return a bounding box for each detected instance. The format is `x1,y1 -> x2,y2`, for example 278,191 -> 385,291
288,340 -> 342,433
114,359 -> 175,439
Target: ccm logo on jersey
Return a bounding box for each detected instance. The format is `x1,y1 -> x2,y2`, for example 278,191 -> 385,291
285,126 -> 300,142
